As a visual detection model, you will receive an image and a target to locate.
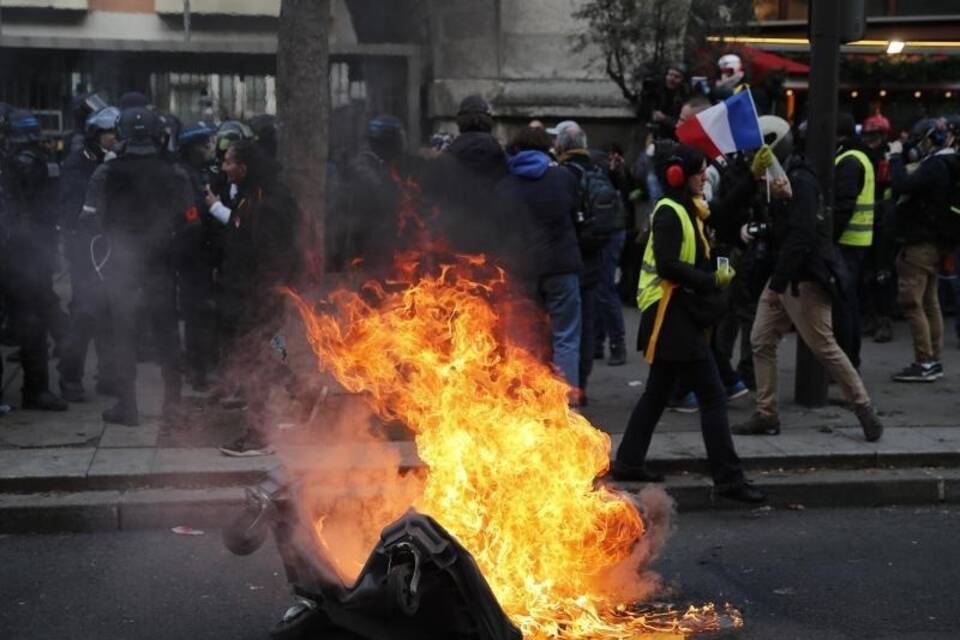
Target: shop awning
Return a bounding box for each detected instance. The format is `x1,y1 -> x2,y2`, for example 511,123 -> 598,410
742,45 -> 810,79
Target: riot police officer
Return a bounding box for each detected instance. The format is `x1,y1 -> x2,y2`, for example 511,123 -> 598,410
176,123 -> 219,391
1,110 -> 68,411
57,105 -> 120,402
81,107 -> 192,426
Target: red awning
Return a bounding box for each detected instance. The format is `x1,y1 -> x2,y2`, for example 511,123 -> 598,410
741,45 -> 810,78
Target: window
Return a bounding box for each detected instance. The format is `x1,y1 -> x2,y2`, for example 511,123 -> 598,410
752,0 -> 808,21
892,0 -> 960,16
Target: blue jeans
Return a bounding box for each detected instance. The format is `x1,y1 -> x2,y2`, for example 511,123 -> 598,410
538,273 -> 582,387
595,230 -> 627,351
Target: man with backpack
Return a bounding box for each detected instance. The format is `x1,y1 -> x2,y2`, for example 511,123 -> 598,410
554,121 -> 626,404
888,118 -> 959,382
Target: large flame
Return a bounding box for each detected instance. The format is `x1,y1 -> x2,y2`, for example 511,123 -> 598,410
290,252 -> 740,638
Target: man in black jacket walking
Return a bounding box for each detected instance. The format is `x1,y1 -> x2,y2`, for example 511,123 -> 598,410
735,143 -> 883,442
888,121 -> 957,382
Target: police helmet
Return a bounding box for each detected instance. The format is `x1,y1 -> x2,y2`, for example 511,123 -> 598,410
216,120 -> 255,153
117,107 -> 160,155
367,115 -> 404,141
7,110 -> 43,145
179,122 -> 217,148
72,92 -> 109,130
85,106 -> 120,140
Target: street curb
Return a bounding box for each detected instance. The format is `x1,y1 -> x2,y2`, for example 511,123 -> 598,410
3,467 -> 960,534
2,446 -> 958,495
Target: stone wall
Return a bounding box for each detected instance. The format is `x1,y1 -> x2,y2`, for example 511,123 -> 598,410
427,0 -> 636,131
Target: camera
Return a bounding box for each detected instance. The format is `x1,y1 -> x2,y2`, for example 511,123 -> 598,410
746,222 -> 770,238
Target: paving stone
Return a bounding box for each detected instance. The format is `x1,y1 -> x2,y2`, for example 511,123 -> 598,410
0,415 -> 103,448
0,448 -> 95,480
151,448 -> 277,475
913,427 -> 960,454
99,424 -> 160,449
88,448 -> 157,477
835,426 -> 955,458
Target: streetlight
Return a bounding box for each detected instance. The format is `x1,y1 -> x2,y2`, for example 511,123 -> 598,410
887,40 -> 905,55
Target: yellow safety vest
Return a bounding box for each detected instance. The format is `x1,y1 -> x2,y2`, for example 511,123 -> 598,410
636,198 -> 705,363
835,149 -> 875,247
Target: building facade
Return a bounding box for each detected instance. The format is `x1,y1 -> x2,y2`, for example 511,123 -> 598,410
0,0 -> 636,147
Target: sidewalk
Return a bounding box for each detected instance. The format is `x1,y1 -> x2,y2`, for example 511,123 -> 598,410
3,308 -> 960,530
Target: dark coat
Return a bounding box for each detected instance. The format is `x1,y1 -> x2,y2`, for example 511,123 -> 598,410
495,151 -> 582,282
219,179 -> 299,330
560,151 -> 603,289
445,131 -> 507,183
59,146 -> 99,231
637,196 -> 717,362
890,150 -> 956,247
707,155 -> 757,248
768,157 -> 837,296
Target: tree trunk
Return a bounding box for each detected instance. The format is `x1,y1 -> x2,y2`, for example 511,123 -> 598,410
277,0 -> 330,279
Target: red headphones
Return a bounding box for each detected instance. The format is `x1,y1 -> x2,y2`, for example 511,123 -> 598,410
665,156 -> 686,188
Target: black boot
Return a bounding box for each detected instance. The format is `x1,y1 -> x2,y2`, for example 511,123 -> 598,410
609,459 -> 665,483
873,317 -> 893,344
716,481 -> 767,504
22,390 -> 68,412
103,403 -> 139,427
607,344 -> 627,367
59,381 -> 86,403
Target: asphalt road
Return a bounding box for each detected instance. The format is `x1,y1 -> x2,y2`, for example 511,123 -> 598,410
1,506 -> 958,640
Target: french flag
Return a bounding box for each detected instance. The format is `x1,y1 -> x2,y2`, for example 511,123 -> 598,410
676,90 -> 763,159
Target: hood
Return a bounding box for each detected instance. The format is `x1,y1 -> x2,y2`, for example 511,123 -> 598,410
507,150 -> 551,179
446,131 -> 507,179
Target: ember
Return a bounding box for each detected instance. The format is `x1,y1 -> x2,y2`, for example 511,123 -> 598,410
288,251 -> 743,638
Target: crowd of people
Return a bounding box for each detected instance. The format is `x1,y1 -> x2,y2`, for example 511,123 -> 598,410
0,91 -> 299,456
3,54 -> 960,487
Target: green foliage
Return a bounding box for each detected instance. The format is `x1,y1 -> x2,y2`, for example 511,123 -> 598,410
841,55 -> 960,86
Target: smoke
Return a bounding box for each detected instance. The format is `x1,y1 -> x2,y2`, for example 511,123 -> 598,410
286,395 -> 425,586
596,486 -> 675,604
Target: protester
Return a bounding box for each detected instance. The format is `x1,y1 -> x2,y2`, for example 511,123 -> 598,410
860,115 -> 897,344
207,140 -> 300,456
556,122 -> 604,404
888,118 -> 958,382
611,143 -> 765,504
734,121 -> 884,442
496,126 -> 582,390
646,63 -> 689,141
832,112 -> 875,370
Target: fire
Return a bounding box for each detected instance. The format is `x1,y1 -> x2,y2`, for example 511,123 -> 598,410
289,252 -> 741,638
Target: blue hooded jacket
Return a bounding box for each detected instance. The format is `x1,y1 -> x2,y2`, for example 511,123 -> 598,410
507,150 -> 551,179
495,150 -> 582,279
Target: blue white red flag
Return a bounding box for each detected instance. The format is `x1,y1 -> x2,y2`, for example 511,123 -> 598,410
676,90 -> 763,159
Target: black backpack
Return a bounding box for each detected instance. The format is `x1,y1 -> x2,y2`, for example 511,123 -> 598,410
568,160 -> 624,252
937,154 -> 960,245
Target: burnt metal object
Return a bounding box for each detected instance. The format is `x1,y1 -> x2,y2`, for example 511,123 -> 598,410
224,469 -> 522,640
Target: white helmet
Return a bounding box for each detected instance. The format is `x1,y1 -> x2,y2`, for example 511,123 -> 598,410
759,115 -> 793,163
718,54 -> 743,74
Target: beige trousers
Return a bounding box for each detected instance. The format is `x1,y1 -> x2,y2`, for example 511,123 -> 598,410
896,243 -> 943,363
751,280 -> 870,419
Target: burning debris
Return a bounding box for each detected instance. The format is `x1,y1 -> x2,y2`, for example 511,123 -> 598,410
223,251 -> 741,639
